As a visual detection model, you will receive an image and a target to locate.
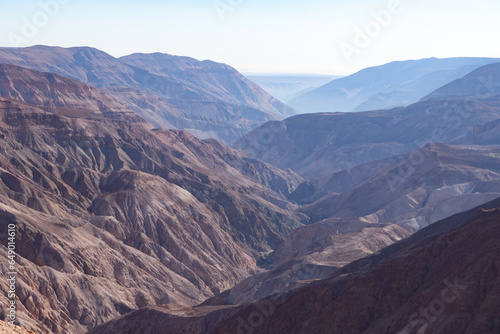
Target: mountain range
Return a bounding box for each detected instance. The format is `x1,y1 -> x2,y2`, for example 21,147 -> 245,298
236,62 -> 500,178
0,49 -> 499,334
198,61 -> 500,321
197,141 -> 500,306
0,45 -> 295,144
288,57 -> 499,113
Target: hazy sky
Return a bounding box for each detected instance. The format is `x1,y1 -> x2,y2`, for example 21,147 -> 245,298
1,0 -> 499,75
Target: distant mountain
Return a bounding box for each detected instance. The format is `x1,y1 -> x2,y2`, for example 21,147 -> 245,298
235,100 -> 500,178
236,62 -> 500,178
245,74 -> 340,102
288,57 -> 499,113
0,45 -> 295,144
0,65 -> 306,333
88,197 -> 500,334
423,61 -> 500,100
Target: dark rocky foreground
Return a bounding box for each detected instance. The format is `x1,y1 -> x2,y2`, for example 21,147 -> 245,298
89,198 -> 500,334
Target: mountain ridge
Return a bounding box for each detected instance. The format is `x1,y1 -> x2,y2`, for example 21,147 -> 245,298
0,45 -> 295,144
288,57 -> 499,113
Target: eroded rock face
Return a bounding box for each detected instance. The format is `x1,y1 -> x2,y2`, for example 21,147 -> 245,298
88,198 -> 500,334
0,66 -> 305,333
202,219 -> 411,306
0,63 -> 140,122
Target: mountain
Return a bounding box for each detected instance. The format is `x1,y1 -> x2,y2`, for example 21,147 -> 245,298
0,45 -> 295,144
288,57 -> 499,113
88,197 -> 500,334
299,143 -> 500,225
423,61 -> 500,101
236,62 -> 500,178
0,65 -> 307,333
235,98 -> 500,178
0,63 -> 141,122
245,74 -> 340,102
197,143 -> 500,305
119,53 -> 294,117
226,63 -> 500,305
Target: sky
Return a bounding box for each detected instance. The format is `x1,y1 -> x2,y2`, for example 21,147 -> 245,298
0,0 -> 499,75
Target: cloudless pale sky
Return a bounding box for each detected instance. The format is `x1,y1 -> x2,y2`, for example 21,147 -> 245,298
0,0 -> 499,75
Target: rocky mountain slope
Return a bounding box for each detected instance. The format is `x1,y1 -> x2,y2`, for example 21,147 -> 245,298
299,143 -> 500,226
0,45 -> 295,144
202,217 -> 410,305
0,65 -> 306,334
119,53 -> 294,118
288,57 -> 499,113
0,63 -> 140,121
197,142 -> 500,305
88,197 -> 500,334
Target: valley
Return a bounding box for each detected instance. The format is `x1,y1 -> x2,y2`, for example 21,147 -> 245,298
0,46 -> 499,334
